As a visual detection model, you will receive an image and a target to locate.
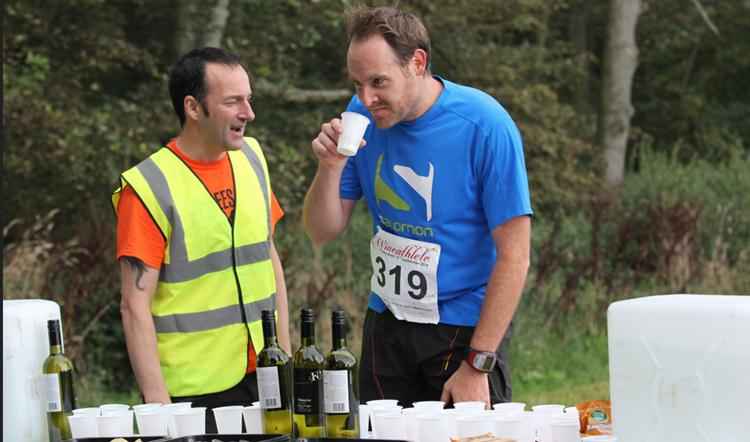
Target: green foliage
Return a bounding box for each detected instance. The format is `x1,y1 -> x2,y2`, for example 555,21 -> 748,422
4,0 -> 749,399
634,1 -> 750,160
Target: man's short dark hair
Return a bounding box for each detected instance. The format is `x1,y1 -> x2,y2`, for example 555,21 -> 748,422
345,6 -> 431,71
168,47 -> 248,126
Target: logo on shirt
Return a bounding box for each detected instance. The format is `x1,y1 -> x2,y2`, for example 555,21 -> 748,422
374,154 -> 435,237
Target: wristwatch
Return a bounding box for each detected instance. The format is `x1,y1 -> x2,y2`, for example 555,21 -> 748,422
464,347 -> 497,373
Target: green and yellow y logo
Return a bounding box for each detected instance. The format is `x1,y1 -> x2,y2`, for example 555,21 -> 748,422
374,154 -> 435,236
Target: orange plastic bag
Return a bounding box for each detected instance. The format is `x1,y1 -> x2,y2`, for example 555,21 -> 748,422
576,400 -> 613,436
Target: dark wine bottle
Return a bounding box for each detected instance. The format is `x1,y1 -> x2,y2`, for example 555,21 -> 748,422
43,319 -> 77,442
293,308 -> 326,437
256,309 -> 293,434
323,310 -> 359,438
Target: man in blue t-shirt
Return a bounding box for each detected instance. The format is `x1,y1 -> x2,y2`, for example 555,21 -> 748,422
303,5 -> 532,408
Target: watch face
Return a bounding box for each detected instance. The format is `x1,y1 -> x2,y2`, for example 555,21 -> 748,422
471,351 -> 496,372
475,353 -> 488,368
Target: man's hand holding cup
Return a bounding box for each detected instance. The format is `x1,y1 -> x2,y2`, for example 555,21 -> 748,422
311,112 -> 369,169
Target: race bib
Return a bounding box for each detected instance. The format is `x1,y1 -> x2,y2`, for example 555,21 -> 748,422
370,227 -> 441,324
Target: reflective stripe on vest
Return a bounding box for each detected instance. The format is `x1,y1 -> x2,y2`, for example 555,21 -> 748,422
112,137 -> 276,396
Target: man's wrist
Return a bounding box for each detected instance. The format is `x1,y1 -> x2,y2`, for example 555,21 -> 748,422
464,347 -> 497,373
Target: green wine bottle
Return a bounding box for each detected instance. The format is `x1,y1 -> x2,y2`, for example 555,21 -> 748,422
256,309 -> 293,435
43,319 -> 77,442
293,308 -> 326,437
324,310 -> 359,438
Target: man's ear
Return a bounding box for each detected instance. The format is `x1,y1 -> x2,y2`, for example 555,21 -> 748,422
412,48 -> 429,76
184,95 -> 202,121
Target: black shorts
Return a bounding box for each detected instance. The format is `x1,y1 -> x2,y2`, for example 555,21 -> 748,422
359,308 -> 512,407
171,371 -> 258,433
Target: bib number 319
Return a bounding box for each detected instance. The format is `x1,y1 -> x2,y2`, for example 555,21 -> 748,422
370,227 -> 441,324
374,257 -> 427,299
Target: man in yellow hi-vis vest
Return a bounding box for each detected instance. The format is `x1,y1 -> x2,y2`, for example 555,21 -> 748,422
113,47 -> 289,433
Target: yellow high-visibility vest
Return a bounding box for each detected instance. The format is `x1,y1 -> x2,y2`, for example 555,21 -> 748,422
112,137 -> 276,396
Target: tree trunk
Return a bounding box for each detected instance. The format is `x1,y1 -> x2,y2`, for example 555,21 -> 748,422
174,0 -> 230,56
598,0 -> 641,187
175,0 -> 199,57
202,0 -> 231,48
569,0 -> 591,113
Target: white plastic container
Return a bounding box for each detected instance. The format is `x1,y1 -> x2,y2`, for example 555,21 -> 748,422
607,294 -> 750,442
3,299 -> 63,442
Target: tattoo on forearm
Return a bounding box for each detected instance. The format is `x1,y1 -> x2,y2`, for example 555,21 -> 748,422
121,256 -> 147,291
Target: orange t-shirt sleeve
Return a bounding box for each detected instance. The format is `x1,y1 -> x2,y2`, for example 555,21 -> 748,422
270,191 -> 284,232
116,185 -> 166,269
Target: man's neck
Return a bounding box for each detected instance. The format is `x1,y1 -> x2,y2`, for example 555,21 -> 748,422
412,75 -> 443,120
175,126 -> 226,162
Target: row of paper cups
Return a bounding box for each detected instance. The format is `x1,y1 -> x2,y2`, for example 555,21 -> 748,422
360,400 -> 583,442
67,401 -> 264,438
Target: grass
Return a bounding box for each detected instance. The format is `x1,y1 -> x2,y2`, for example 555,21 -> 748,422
511,325 -> 610,407
77,375 -> 141,408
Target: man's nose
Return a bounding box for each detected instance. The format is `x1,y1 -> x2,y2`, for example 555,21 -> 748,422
359,86 -> 378,108
240,99 -> 255,121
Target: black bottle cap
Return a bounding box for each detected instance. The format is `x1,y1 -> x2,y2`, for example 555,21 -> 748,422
332,310 -> 346,326
301,308 -> 315,323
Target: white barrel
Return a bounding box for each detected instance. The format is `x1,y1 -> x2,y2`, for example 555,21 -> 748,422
3,299 -> 63,442
607,294 -> 750,442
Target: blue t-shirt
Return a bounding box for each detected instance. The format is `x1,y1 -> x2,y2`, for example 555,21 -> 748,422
340,77 -> 532,326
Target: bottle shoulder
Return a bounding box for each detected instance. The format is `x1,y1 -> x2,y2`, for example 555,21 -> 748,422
325,347 -> 357,368
293,345 -> 326,366
43,354 -> 75,372
258,345 -> 291,365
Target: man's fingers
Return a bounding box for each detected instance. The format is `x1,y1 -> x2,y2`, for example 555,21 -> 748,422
440,385 -> 451,404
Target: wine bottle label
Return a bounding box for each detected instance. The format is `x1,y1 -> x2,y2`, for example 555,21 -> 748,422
323,370 -> 350,413
257,366 -> 282,410
294,368 -> 322,414
44,373 -> 62,412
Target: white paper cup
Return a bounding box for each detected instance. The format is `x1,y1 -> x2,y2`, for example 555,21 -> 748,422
68,414 -> 98,438
162,402 -> 193,437
212,405 -> 244,434
73,407 -> 100,416
99,403 -> 130,415
373,411 -> 407,440
417,413 -> 450,442
133,403 -> 162,414
491,414 -> 523,440
412,400 -> 445,411
96,411 -> 134,437
358,404 -> 372,438
337,111 -> 370,156
535,409 -> 568,442
242,404 -> 263,434
401,407 -> 424,442
441,408 -> 464,439
172,406 -> 206,437
453,401 -> 486,412
519,411 -> 537,442
457,412 -> 495,438
532,403 -> 566,413
135,410 -> 169,436
493,401 -> 526,415
550,418 -> 582,442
